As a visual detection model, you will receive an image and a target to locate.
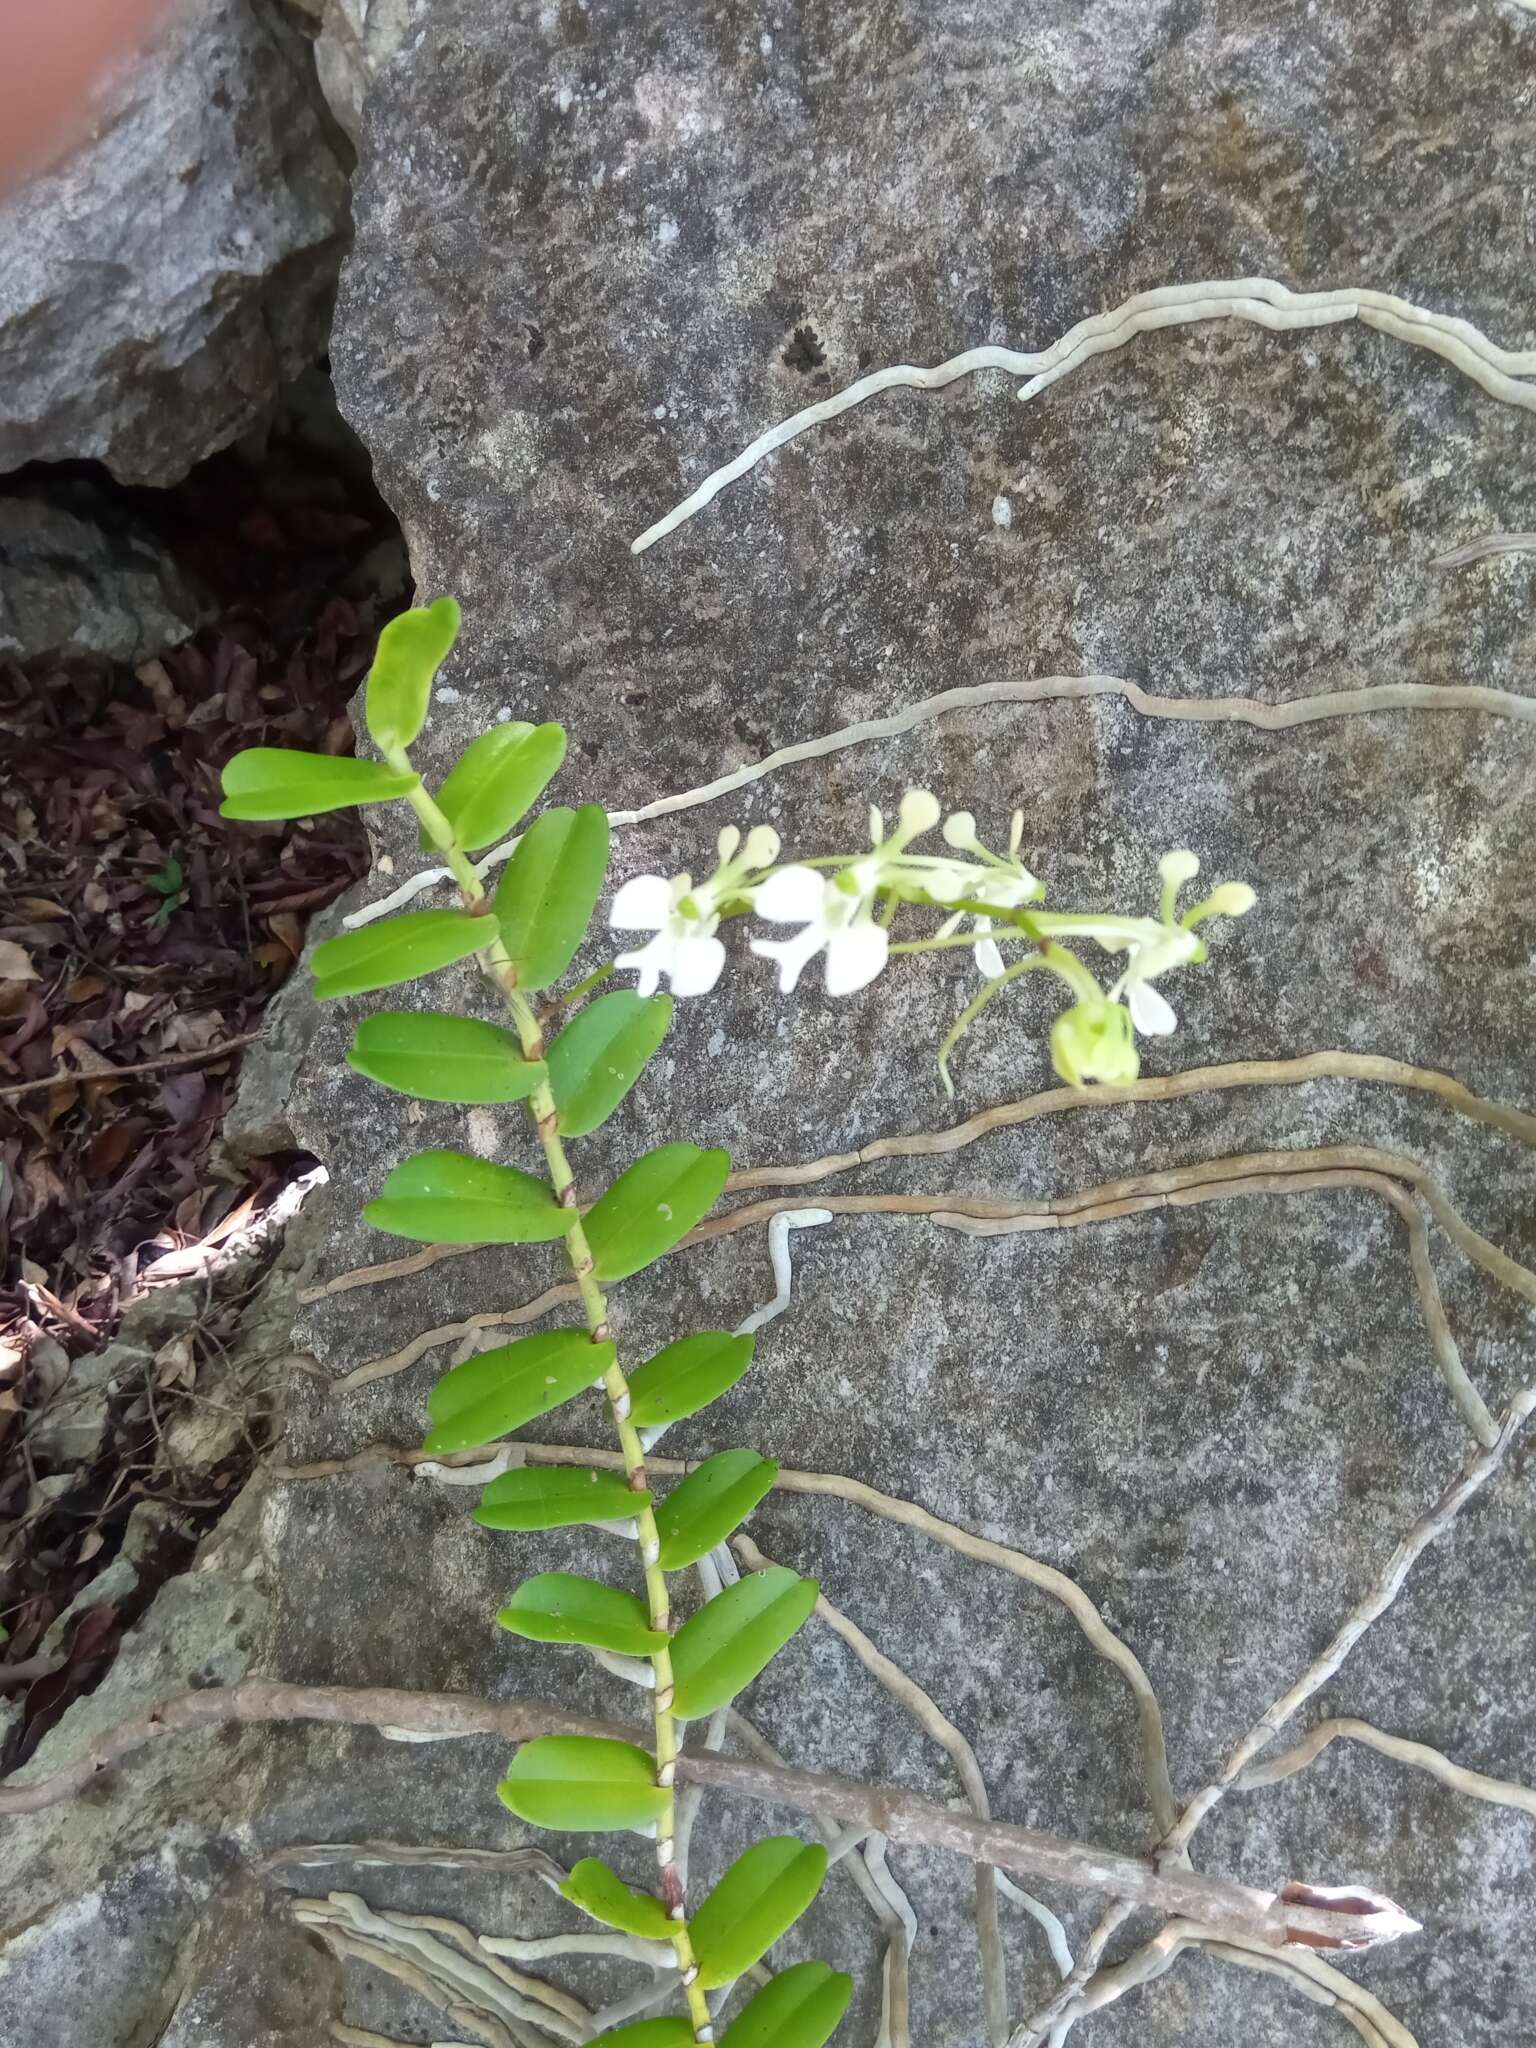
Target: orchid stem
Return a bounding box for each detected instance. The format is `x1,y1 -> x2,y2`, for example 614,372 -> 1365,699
394,760 -> 714,2042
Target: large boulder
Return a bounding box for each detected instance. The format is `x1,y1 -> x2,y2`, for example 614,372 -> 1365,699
0,0 -> 352,486
8,4 -> 1536,2046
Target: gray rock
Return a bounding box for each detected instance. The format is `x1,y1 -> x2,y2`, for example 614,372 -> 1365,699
26,1344 -> 118,1468
8,5 -> 1536,2047
314,5 -> 1536,2042
0,485 -> 205,664
0,1476 -> 288,2048
286,0 -> 416,144
0,0 -> 352,486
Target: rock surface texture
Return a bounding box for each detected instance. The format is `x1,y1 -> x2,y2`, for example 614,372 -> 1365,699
0,484 -> 205,662
0,0 -> 352,485
7,3 -> 1536,2046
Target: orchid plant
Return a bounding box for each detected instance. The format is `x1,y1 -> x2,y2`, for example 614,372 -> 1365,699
221,599 -> 1254,2048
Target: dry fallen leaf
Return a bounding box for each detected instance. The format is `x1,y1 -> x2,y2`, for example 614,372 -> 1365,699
161,1011 -> 224,1053
267,912 -> 305,960
0,941 -> 39,983
50,1028 -> 117,1078
154,1335 -> 196,1392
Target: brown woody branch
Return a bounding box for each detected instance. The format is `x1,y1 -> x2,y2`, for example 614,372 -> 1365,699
0,1678 -> 1415,1952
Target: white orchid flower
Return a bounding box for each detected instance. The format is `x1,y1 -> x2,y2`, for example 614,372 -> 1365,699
934,808 -> 1040,980
749,788 -> 947,996
1033,850 -> 1254,1038
750,862 -> 891,994
611,824 -> 779,998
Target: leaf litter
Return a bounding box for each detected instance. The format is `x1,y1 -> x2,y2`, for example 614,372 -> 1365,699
0,422 -> 407,1753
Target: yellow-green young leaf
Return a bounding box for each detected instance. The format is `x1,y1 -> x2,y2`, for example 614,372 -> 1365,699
436,722 -> 567,852
719,1963 -> 853,2048
627,1332 -> 756,1429
364,1148 -> 570,1244
220,748 -> 418,821
592,2023 -> 695,2048
493,804 -> 610,992
560,1859 -> 675,1940
421,721 -> 531,851
475,1464 -> 644,1530
497,1574 -> 667,1655
655,1451 -> 778,1570
424,1330 -> 613,1454
311,910 -> 494,1000
365,595 -> 461,751
670,1568 -> 818,1720
499,1737 -> 667,1834
548,991 -> 672,1137
584,1144 -> 731,1283
690,1838 -> 829,1989
348,1012 -> 545,1103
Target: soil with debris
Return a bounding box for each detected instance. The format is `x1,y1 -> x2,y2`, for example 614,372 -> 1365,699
0,417 -> 405,1759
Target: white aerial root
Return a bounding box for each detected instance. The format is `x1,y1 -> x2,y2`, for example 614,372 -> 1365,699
1027,1918 -> 1420,2048
631,276 -> 1536,554
995,1873 -> 1074,1981
1234,1715 -> 1536,1819
736,1531 -> 1009,2047
294,1891 -> 589,2044
640,1206 -> 831,1452
734,1207 -> 834,1336
1430,529 -> 1536,568
342,669 -> 1536,928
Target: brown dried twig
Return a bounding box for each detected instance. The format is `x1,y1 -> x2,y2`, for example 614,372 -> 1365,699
277,1441 -> 1178,1837
0,1677 -> 1411,1949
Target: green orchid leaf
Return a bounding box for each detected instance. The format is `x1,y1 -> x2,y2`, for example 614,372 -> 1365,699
497,1573 -> 667,1656
655,1451 -> 779,1570
584,1144 -> 732,1283
475,1464 -> 644,1530
591,2024 -> 695,2048
311,909 -> 494,1001
364,1148 -> 570,1245
627,1332 -> 756,1429
670,1568 -> 818,1720
348,1011 -> 545,1102
560,1859 -> 675,1940
690,1837 -> 829,1989
435,721 -> 567,852
499,1737 -> 667,1834
220,748 -> 418,822
493,804 -> 610,992
719,1963 -> 853,2048
365,595 -> 461,751
548,992 -> 673,1138
423,1330 -> 613,1454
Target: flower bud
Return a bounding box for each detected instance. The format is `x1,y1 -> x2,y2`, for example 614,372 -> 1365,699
1158,849 -> 1200,889
898,788 -> 941,837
